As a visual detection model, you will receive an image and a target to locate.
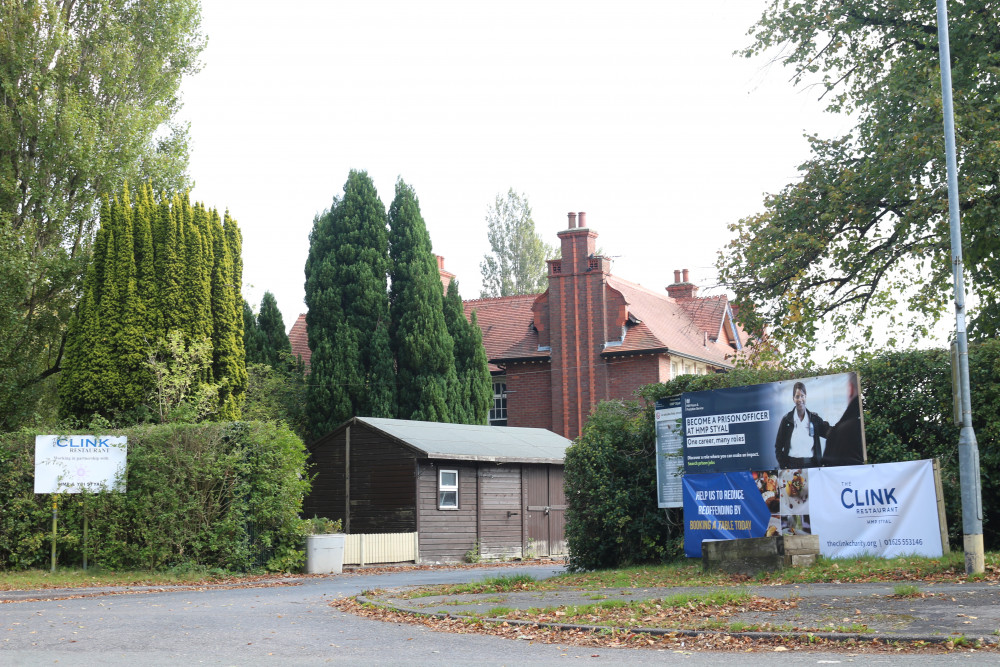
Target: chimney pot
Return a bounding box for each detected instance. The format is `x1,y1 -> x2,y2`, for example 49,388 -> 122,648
567,212 -> 577,229
673,270 -> 681,283
683,268 -> 690,283
578,211 -> 587,228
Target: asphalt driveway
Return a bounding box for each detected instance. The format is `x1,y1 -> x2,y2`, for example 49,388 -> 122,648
2,565 -> 997,666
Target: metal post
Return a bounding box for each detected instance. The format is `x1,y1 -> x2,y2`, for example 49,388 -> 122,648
51,497 -> 58,573
83,499 -> 89,571
936,0 -> 984,574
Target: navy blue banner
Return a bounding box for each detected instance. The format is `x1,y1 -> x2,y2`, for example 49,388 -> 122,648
682,372 -> 865,473
682,472 -> 773,558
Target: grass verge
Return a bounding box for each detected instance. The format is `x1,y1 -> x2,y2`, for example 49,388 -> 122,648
0,565 -> 274,591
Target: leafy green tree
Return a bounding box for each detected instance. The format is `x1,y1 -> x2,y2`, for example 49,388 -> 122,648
183,202 -> 213,344
479,189 -> 554,298
0,0 -> 204,429
444,280 -> 492,424
256,292 -> 292,369
718,1 -> 1000,357
304,171 -> 395,437
388,179 -> 458,421
242,361 -> 308,438
146,331 -> 220,424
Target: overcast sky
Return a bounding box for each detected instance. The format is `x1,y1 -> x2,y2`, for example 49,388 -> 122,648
179,0 -> 854,334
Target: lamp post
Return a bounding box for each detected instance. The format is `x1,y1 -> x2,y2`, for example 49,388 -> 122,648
935,0 -> 984,574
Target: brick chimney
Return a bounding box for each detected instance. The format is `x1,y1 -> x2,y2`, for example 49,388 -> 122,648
542,211 -> 613,438
436,255 -> 455,291
553,212 -> 598,274
666,268 -> 698,299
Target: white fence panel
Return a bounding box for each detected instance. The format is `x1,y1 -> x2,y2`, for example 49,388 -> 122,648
343,532 -> 418,566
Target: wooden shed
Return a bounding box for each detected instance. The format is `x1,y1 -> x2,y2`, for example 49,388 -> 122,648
303,417 -> 572,563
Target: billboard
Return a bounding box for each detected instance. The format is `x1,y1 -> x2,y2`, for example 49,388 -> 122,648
654,396 -> 683,508
682,372 -> 866,473
682,470 -> 772,555
809,460 -> 944,559
34,435 -> 128,494
682,460 -> 944,559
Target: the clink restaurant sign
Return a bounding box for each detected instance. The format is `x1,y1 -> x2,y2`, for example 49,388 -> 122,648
34,435 -> 128,494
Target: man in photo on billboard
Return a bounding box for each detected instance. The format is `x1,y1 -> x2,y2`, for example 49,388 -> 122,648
774,381 -> 830,468
820,379 -> 866,466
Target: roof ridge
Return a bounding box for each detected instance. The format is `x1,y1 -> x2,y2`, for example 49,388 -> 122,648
464,293 -> 541,305
605,274 -> 671,299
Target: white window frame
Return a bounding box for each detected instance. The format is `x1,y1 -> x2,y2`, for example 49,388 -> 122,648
438,469 -> 459,510
489,378 -> 507,426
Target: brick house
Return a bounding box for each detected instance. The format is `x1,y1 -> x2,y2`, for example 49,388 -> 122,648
467,212 -> 745,439
289,212 -> 746,440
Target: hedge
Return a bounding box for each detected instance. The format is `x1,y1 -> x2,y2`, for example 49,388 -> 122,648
564,343 -> 1000,571
0,422 -> 309,572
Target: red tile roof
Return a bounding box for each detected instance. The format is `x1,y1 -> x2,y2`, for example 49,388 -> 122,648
289,274 -> 745,373
464,294 -> 540,371
604,276 -> 739,364
464,276 -> 743,368
288,313 -> 311,370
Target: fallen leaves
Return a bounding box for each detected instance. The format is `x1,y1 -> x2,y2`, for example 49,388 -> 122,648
331,596 -> 996,655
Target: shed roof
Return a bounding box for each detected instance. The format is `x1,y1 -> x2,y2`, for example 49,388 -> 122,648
349,417 -> 572,464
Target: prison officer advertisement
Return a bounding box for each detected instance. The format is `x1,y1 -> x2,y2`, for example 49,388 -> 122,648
654,395 -> 684,508
682,372 -> 866,473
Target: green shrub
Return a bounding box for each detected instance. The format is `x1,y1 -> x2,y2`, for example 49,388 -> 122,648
564,400 -> 682,572
0,422 -> 309,572
304,515 -> 343,535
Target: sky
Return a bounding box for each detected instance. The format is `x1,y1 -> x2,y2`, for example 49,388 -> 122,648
178,0 -> 854,335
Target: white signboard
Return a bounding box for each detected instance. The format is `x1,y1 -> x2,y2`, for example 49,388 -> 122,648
34,435 -> 128,494
655,396 -> 684,508
809,459 -> 942,559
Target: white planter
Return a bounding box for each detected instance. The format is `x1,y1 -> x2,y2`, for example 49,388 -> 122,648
305,533 -> 346,574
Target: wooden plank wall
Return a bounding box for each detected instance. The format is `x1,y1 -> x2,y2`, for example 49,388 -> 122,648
548,465 -> 568,555
302,424 -> 418,533
302,430 -> 346,523
416,461 -> 478,563
479,464 -> 523,560
347,428 -> 417,534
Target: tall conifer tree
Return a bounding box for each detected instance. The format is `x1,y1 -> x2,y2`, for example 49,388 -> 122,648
388,179 -> 458,422
59,188 -> 246,422
105,189 -> 149,411
443,280 -> 492,424
305,170 -> 394,437
256,291 -> 291,368
243,299 -> 264,365
209,209 -> 245,419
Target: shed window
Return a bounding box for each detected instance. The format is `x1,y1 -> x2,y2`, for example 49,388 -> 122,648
438,469 -> 459,509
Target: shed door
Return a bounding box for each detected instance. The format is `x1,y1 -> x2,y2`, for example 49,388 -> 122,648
523,466 -> 567,556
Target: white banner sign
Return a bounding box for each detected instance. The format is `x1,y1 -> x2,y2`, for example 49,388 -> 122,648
809,460 -> 942,559
34,435 -> 128,494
